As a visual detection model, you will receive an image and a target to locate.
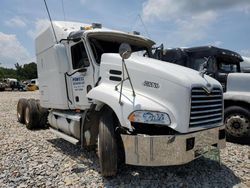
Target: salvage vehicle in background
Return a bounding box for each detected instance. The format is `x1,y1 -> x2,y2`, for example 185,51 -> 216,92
17,21 -> 225,176
241,57 -> 250,73
26,79 -> 39,91
0,81 -> 7,91
157,46 -> 250,140
1,78 -> 26,91
30,78 -> 39,89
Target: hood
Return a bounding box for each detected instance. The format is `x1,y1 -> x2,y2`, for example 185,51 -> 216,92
99,53 -> 223,133
102,53 -> 221,89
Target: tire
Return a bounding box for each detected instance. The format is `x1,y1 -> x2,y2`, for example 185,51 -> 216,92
17,98 -> 28,124
36,100 -> 48,128
224,106 -> 250,139
24,99 -> 40,130
98,111 -> 118,177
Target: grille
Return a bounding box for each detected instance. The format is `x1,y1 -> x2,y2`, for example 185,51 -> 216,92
190,87 -> 223,127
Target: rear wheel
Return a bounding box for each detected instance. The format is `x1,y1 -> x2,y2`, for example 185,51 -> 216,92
36,100 -> 48,128
17,98 -> 28,123
98,110 -> 118,177
224,106 -> 250,139
24,99 -> 40,130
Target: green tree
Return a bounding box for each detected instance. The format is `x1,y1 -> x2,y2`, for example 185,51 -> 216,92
0,62 -> 38,81
22,62 -> 37,79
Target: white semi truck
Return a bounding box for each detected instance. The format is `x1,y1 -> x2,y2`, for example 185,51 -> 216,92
17,21 -> 225,176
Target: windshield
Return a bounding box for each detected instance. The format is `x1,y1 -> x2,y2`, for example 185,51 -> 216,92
218,62 -> 238,73
88,34 -> 152,64
190,56 -> 240,73
190,57 -> 208,71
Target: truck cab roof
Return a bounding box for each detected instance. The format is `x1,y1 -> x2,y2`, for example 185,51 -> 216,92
36,21 -> 155,55
163,46 -> 243,65
182,46 -> 243,63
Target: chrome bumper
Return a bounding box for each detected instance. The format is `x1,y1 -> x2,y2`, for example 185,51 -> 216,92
121,126 -> 226,166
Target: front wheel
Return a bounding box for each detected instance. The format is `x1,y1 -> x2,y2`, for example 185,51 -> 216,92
98,111 -> 118,177
224,106 -> 250,139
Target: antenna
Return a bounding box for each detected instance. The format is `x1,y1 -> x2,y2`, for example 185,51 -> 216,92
43,0 -> 58,43
61,0 -> 66,21
138,14 -> 151,38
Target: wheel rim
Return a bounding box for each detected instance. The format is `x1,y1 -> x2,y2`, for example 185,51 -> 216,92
25,107 -> 30,124
225,114 -> 249,137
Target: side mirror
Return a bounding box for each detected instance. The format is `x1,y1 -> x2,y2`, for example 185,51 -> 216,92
119,43 -> 132,60
207,59 -> 214,73
159,43 -> 164,51
199,62 -> 207,72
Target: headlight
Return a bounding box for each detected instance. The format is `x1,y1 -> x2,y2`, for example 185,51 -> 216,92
128,111 -> 171,125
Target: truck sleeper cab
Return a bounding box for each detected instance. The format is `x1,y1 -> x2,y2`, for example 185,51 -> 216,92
17,21 -> 225,176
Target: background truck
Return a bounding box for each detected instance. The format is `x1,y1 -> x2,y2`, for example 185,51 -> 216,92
17,21 -> 225,176
157,46 -> 250,139
0,81 -> 7,91
241,57 -> 250,73
2,78 -> 25,91
25,78 -> 39,91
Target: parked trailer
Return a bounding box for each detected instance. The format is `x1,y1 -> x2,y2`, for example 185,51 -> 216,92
17,21 -> 225,176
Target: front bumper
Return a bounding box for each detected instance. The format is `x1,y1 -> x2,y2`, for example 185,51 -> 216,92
121,126 -> 226,166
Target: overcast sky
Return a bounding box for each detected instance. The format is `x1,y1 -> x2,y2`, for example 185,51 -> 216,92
0,0 -> 250,68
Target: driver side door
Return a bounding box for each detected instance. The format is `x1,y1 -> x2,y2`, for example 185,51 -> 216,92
67,40 -> 94,109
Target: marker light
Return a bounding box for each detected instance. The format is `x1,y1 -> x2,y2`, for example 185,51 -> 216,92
128,111 -> 171,125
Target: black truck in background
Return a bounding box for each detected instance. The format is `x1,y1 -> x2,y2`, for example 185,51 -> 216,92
154,46 -> 250,140
155,46 -> 243,91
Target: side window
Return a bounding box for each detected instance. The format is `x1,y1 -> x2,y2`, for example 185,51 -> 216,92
218,63 -> 237,73
71,42 -> 90,70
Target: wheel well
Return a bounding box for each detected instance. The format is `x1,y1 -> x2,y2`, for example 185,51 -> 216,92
99,104 -> 120,128
224,100 -> 250,111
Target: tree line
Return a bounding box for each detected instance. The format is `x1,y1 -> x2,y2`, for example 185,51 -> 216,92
0,62 -> 37,81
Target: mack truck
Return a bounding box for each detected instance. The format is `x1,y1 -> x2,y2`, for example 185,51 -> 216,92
17,21 -> 225,176
156,46 -> 250,140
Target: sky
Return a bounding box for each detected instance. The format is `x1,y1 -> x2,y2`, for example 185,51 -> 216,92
0,0 -> 250,68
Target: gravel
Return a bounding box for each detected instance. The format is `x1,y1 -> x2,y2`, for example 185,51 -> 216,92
0,91 -> 249,188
